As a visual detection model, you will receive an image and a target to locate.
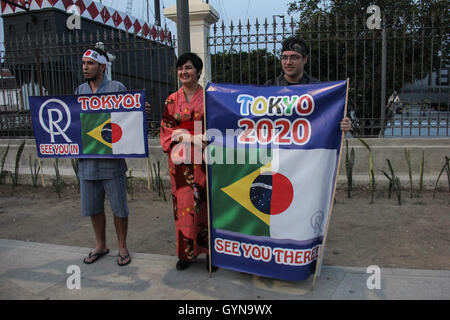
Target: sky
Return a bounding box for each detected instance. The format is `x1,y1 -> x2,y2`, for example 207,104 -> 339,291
104,0 -> 295,33
0,0 -> 296,44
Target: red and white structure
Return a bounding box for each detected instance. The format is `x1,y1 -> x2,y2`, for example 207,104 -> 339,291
1,0 -> 172,45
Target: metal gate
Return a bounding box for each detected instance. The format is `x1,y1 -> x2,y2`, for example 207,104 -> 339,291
208,13 -> 449,137
0,30 -> 177,137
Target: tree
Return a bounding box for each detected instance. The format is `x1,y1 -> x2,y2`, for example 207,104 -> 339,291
211,49 -> 281,85
287,0 -> 449,136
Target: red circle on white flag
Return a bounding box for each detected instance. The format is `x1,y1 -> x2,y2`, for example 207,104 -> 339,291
111,123 -> 122,143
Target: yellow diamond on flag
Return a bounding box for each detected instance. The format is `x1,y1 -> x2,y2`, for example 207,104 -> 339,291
220,162 -> 272,226
87,118 -> 112,148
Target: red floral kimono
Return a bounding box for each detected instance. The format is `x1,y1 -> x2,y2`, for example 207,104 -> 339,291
160,86 -> 209,261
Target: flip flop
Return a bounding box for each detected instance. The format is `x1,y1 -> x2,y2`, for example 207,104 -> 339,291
118,253 -> 131,267
83,249 -> 110,264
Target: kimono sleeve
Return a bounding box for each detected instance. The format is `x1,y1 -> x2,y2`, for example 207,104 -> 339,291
160,94 -> 179,154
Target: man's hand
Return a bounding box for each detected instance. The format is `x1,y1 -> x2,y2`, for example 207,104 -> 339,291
340,117 -> 352,132
145,102 -> 151,115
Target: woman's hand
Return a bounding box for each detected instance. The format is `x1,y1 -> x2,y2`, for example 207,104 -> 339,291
172,131 -> 206,148
193,134 -> 206,149
172,129 -> 191,143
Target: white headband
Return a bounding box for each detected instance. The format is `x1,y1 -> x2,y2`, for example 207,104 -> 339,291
83,49 -> 109,65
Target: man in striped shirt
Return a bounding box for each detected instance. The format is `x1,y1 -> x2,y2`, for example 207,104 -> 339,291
76,47 -> 131,267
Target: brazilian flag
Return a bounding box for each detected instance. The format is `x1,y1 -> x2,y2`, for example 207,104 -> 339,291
209,147 -> 273,237
80,113 -> 113,155
209,146 -> 337,242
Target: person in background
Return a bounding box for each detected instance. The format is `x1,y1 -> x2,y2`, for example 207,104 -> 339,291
266,36 -> 352,132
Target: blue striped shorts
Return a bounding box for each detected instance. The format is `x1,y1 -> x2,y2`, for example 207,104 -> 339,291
80,174 -> 129,218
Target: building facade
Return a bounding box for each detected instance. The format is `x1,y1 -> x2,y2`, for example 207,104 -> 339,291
1,0 -> 177,134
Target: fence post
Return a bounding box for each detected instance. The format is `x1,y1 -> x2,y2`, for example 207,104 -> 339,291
164,0 -> 191,56
35,48 -> 43,96
380,18 -> 387,137
177,0 -> 191,55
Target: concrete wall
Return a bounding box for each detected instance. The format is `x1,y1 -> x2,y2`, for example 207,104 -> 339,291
338,137 -> 450,189
0,138 -> 169,186
1,138 -> 449,189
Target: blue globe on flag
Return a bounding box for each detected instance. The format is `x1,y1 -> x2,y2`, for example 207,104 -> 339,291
249,172 -> 294,216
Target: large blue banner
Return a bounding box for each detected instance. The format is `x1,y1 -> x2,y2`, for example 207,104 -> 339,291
30,91 -> 148,158
205,81 -> 348,281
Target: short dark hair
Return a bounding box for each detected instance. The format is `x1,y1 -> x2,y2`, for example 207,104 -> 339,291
84,46 -> 110,62
176,52 -> 203,72
281,37 -> 308,57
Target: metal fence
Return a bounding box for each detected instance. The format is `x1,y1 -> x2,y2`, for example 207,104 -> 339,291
1,12 -> 449,138
0,29 -> 177,137
209,13 -> 450,137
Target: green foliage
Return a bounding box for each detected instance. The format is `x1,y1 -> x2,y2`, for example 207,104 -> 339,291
29,155 -> 41,187
158,161 -> 167,202
0,144 -> 10,184
404,148 -> 413,197
53,158 -> 62,200
418,150 -> 425,195
287,0 -> 449,136
211,49 -> 281,85
381,158 -> 402,205
151,161 -> 167,202
433,156 -> 450,199
289,0 -> 447,18
71,158 -> 79,192
358,138 -> 375,204
12,140 -> 26,186
345,139 -> 355,198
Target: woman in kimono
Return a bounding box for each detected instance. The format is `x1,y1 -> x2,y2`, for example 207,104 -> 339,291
160,52 -> 215,271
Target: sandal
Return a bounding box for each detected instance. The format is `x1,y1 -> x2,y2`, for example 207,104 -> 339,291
83,249 -> 110,264
118,253 -> 131,267
176,259 -> 191,271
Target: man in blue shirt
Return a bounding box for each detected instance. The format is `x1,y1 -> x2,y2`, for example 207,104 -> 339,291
76,47 -> 131,266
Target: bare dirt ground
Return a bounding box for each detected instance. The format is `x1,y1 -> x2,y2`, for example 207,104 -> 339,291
0,181 -> 449,270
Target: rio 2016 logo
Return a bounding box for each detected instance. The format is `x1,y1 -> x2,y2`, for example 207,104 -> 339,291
38,99 -> 72,143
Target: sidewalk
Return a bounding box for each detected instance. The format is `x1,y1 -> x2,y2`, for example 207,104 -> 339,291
0,239 -> 449,300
